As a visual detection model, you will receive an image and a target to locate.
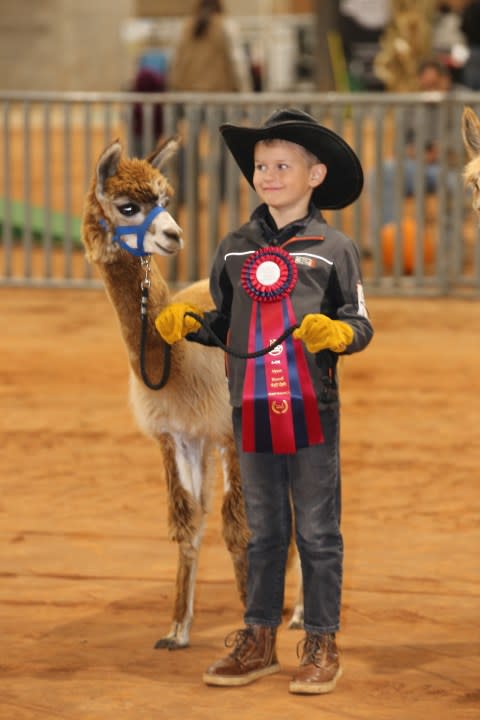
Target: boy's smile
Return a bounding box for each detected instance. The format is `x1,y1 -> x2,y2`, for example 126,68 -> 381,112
253,139 -> 326,228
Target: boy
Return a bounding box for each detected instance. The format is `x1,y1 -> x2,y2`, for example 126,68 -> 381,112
155,108 -> 374,694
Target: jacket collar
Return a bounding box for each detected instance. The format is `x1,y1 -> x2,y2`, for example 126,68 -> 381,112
251,202 -> 325,245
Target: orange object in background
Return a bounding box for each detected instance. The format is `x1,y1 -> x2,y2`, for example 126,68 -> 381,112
381,217 -> 435,274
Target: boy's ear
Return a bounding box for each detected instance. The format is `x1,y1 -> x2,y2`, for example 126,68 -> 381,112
310,163 -> 327,187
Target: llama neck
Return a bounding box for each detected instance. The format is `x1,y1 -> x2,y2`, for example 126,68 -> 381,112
98,254 -> 171,379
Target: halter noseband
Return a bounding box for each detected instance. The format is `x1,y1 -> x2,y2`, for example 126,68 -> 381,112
99,204 -> 166,256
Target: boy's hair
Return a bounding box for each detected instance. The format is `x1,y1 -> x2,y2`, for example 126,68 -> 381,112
255,138 -> 321,166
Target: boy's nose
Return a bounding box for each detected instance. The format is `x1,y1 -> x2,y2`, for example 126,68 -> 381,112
263,166 -> 276,181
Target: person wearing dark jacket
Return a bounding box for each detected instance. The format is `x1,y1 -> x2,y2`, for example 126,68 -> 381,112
461,1 -> 480,89
131,66 -> 165,158
155,109 -> 374,694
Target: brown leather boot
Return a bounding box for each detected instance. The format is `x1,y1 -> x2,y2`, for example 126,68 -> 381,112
289,632 -> 342,694
203,625 -> 280,686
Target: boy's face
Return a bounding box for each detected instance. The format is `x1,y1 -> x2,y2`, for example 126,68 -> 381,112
252,139 -> 326,219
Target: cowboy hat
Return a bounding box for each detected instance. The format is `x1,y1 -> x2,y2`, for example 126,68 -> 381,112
220,108 -> 363,209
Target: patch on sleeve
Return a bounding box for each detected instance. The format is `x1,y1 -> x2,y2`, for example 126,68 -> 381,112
294,255 -> 317,268
357,283 -> 369,318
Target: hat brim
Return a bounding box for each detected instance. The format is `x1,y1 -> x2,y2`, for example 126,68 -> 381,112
220,120 -> 363,210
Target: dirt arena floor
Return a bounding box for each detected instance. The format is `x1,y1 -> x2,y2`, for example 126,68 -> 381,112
1,287 -> 479,720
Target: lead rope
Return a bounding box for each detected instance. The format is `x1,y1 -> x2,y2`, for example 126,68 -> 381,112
184,311 -> 299,360
138,257 -> 297,391
139,256 -> 171,390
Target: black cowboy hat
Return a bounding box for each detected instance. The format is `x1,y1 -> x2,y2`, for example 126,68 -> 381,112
220,108 -> 363,209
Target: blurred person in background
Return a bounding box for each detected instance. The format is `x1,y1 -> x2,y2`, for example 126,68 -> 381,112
368,58 -> 461,233
339,0 -> 392,89
460,1 -> 480,89
131,62 -> 165,158
431,2 -> 467,82
168,0 -> 252,93
167,0 -> 253,202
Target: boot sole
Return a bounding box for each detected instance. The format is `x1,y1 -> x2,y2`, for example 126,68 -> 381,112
289,666 -> 343,695
203,663 -> 281,687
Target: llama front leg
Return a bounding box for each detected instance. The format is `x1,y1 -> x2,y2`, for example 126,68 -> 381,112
154,433 -> 210,650
220,438 -> 249,606
287,554 -> 304,630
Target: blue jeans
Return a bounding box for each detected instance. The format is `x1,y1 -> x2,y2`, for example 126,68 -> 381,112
232,405 -> 343,634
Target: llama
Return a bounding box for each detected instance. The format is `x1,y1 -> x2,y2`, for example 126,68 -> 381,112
82,136 -> 305,647
462,106 -> 480,221
81,137 -> 250,649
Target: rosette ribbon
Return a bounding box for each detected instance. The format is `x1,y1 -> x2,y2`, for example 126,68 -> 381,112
240,247 -> 323,454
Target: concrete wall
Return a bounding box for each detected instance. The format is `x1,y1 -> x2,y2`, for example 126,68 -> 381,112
135,0 -> 307,15
0,0 -> 133,91
0,0 -> 312,91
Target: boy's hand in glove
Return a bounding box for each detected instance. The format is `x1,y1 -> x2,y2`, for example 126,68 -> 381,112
293,314 -> 354,354
155,303 -> 203,344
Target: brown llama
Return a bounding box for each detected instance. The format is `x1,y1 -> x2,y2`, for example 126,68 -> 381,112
81,137 -> 305,648
462,106 -> 480,221
81,137 -> 250,649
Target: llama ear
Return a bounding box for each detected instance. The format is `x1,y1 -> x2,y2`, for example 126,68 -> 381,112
146,136 -> 181,170
96,140 -> 123,194
462,107 -> 480,159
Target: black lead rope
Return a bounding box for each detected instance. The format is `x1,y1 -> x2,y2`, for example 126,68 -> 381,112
139,279 -> 298,391
139,285 -> 172,391
185,311 -> 299,359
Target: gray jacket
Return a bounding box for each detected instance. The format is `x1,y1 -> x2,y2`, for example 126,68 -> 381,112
190,204 -> 374,408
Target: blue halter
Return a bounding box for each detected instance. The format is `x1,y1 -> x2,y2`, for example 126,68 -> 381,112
99,205 -> 167,257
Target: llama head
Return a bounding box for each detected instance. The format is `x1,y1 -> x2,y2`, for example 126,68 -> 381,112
82,137 -> 183,263
462,106 -> 480,221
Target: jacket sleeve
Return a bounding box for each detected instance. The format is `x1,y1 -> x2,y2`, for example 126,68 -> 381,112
327,238 -> 374,354
186,243 -> 232,347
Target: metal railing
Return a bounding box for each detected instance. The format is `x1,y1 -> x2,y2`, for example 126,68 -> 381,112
1,90 -> 479,295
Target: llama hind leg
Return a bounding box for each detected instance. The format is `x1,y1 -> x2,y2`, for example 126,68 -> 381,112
154,433 -> 211,650
219,438 -> 249,606
286,508 -> 304,629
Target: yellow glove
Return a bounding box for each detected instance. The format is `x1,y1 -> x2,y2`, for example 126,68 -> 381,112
293,314 -> 354,354
155,303 -> 203,344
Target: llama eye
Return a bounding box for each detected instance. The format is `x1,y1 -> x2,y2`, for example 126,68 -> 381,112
118,203 -> 140,217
